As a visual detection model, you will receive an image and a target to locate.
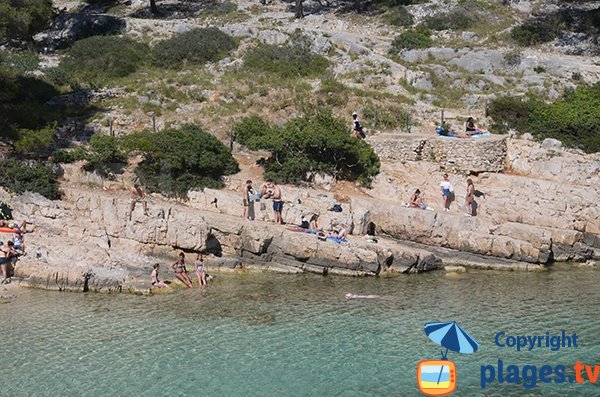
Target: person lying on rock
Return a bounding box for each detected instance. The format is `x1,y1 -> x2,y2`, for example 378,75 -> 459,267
151,263 -> 167,288
172,252 -> 193,288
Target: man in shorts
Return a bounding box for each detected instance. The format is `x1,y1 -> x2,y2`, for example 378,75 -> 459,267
128,183 -> 148,221
265,179 -> 284,224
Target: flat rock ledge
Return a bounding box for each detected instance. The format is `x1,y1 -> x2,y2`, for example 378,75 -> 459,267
2,184 -> 592,294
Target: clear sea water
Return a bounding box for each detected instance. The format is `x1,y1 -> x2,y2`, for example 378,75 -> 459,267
1,264 -> 599,397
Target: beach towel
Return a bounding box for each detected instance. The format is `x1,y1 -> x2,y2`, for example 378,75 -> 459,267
327,237 -> 348,244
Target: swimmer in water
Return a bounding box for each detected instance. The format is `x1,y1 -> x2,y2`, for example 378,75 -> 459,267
345,293 -> 380,299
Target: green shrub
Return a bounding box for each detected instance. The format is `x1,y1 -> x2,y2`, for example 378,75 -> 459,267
384,6 -> 414,27
0,50 -> 39,75
83,133 -> 127,175
243,43 -> 329,79
152,28 -> 237,69
488,96 -> 539,135
489,84 -> 600,153
511,17 -> 562,46
0,159 -> 60,200
389,26 -> 432,53
533,66 -> 546,74
0,0 -> 54,42
424,11 -> 473,31
234,109 -> 380,186
14,125 -> 56,157
60,36 -> 149,85
51,146 -> 88,163
123,124 -> 239,196
43,66 -> 71,86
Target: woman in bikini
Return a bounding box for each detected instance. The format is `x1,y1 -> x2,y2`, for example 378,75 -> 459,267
195,254 -> 207,287
151,263 -> 167,288
172,252 -> 193,288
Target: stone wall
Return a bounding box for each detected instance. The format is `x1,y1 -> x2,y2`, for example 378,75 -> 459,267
368,134 -> 507,173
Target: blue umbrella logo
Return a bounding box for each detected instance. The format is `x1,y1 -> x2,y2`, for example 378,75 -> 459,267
424,321 -> 479,359
416,321 -> 479,395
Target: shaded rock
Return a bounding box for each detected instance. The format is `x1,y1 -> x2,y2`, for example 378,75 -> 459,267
35,13 -> 126,50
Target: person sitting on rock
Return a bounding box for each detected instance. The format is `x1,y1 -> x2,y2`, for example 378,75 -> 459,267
172,252 -> 193,288
151,263 -> 167,288
128,183 -> 148,221
409,189 -> 427,210
300,213 -> 320,231
12,230 -> 25,255
465,117 -> 482,136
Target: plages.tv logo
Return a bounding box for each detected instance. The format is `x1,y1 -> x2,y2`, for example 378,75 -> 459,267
417,321 -> 480,396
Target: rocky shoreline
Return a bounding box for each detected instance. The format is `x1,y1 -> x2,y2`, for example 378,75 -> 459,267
1,137 -> 597,295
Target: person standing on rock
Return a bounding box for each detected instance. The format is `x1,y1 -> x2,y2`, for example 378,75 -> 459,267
465,178 -> 475,216
351,112 -> 364,139
151,263 -> 167,288
242,180 -> 255,221
440,174 -> 453,212
172,252 -> 193,288
0,241 -> 17,284
261,179 -> 284,224
128,183 -> 148,221
195,254 -> 207,287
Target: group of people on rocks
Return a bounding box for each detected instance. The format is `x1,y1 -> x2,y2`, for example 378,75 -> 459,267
410,174 -> 476,216
151,252 -> 207,289
242,179 -> 284,224
0,220 -> 28,284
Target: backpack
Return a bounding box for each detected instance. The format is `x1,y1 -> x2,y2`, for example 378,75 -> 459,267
329,204 -> 343,212
0,203 -> 12,220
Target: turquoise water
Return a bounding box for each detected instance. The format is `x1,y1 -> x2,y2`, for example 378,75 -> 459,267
1,265 -> 600,397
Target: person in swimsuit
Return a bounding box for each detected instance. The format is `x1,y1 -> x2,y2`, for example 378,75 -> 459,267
264,179 -> 284,225
409,189 -> 427,209
128,183 -> 148,221
0,241 -> 17,284
172,252 -> 193,288
151,263 -> 167,288
195,254 -> 207,287
345,293 -> 380,299
465,178 -> 475,216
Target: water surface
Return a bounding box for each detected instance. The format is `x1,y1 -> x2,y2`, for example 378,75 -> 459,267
1,265 -> 599,396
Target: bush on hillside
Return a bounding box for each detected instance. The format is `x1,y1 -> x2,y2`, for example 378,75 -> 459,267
0,159 -> 61,200
488,83 -> 600,153
14,125 -> 57,157
123,124 -> 239,196
511,16 -> 562,46
82,133 -> 127,176
424,11 -> 473,31
234,109 -> 380,186
384,6 -> 414,27
487,96 -> 539,135
0,50 -> 39,75
389,26 -> 432,53
60,36 -> 148,85
152,28 -> 237,69
0,0 -> 54,43
243,42 -> 329,79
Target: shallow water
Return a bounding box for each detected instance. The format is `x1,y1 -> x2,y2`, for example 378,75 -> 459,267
1,265 -> 599,397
